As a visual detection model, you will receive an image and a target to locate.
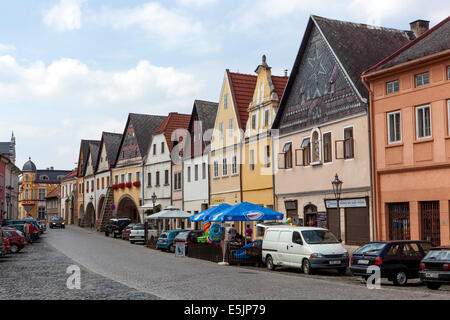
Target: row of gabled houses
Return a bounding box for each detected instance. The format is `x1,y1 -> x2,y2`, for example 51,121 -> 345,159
59,15 -> 450,246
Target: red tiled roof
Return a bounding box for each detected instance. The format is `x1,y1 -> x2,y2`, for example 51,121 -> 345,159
63,170 -> 77,178
46,185 -> 60,199
271,75 -> 289,101
227,70 -> 257,129
153,113 -> 191,152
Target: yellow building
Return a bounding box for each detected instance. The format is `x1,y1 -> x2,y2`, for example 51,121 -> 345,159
19,158 -> 71,220
242,56 -> 288,210
209,70 -> 257,208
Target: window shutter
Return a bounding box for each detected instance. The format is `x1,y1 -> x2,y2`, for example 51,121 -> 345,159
335,140 -> 345,159
277,153 -> 286,169
295,149 -> 304,166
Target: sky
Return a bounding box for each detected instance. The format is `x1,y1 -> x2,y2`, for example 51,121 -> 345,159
0,0 -> 448,171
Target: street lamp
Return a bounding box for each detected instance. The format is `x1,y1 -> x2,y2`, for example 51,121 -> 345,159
151,192 -> 157,213
331,174 -> 343,241
5,193 -> 10,220
149,192 -> 158,243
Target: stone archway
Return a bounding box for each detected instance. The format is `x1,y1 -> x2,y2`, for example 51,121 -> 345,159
86,202 -> 95,228
97,195 -> 105,216
117,195 -> 139,222
78,204 -> 84,226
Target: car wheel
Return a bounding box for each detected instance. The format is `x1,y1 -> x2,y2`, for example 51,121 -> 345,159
337,267 -> 347,276
393,270 -> 408,286
266,255 -> 275,271
105,232 -> 109,237
130,241 -> 135,244
302,259 -> 312,275
426,282 -> 441,290
10,244 -> 19,254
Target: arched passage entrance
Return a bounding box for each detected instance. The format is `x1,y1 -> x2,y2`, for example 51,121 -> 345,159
78,204 -> 84,226
86,202 -> 96,228
117,195 -> 139,222
97,195 -> 105,216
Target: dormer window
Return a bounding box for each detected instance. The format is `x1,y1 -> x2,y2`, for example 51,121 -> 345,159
40,175 -> 49,181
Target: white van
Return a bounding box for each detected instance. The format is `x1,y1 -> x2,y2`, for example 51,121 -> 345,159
262,226 -> 349,275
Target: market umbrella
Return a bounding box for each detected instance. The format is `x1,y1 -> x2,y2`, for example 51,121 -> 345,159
190,203 -> 232,222
209,202 -> 284,222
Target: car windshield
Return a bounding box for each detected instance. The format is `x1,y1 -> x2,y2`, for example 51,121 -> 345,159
133,225 -> 144,230
301,230 -> 339,244
354,243 -> 387,255
51,217 -> 62,221
159,234 -> 168,238
424,250 -> 450,261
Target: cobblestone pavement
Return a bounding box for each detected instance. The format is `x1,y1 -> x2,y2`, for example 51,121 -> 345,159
39,226 -> 450,300
0,234 -> 158,300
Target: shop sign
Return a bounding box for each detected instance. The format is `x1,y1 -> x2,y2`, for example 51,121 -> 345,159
325,198 -> 367,209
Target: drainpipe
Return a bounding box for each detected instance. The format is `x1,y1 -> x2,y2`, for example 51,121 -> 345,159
361,74 -> 377,242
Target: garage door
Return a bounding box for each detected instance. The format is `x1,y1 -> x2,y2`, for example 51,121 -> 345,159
345,207 -> 369,245
326,208 -> 340,240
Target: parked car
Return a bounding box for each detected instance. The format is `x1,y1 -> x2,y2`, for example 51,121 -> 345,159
262,226 -> 349,275
129,224 -> 145,244
3,230 -> 25,253
121,223 -> 137,240
173,230 -> 204,254
7,224 -> 40,241
157,230 -> 186,252
5,219 -> 42,235
49,216 -> 65,229
105,218 -> 131,238
0,227 -> 5,256
419,246 -> 450,290
350,240 -> 431,286
3,236 -> 11,254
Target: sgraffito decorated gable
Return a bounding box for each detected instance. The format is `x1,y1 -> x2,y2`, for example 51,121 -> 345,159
118,122 -> 141,162
277,25 -> 364,135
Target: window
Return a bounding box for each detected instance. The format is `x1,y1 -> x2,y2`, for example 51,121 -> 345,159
302,138 -> 311,166
164,170 -> 169,185
219,123 -> 223,140
38,207 -> 45,220
415,72 -> 430,87
387,111 -> 402,143
121,174 -> 125,183
323,133 -> 332,163
101,177 -> 104,189
252,114 -> 257,130
232,155 -> 237,175
386,80 -> 399,94
344,127 -> 354,159
264,145 -> 270,168
97,178 -> 100,190
187,166 -> 191,182
156,171 -> 160,186
153,144 -> 156,155
213,160 -> 219,178
114,175 -> 119,185
202,163 -> 206,180
161,142 -> 165,154
128,173 -> 132,183
229,119 -> 233,137
447,66 -> 450,80
174,172 -> 182,190
283,142 -> 292,169
416,105 -> 432,139
224,93 -> 228,109
311,130 -> 321,163
195,165 -> 198,181
222,157 -> 228,176
91,180 -> 94,192
448,100 -> 450,135
264,110 -> 269,127
147,172 -> 152,186
107,176 -> 110,187
249,150 -> 255,171
38,189 -> 46,200
136,172 -> 140,182
86,181 -> 89,192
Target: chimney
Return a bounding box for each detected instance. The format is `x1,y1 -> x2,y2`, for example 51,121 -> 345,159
284,69 -> 288,77
410,19 -> 430,38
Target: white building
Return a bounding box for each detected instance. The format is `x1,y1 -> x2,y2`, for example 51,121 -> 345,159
60,171 -> 77,224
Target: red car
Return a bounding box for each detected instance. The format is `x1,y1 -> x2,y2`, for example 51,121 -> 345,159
3,237 -> 11,254
121,223 -> 137,240
3,229 -> 26,253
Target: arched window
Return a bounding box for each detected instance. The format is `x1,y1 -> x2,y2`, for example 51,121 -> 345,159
304,204 -> 318,227
40,175 -> 49,181
310,128 -> 321,164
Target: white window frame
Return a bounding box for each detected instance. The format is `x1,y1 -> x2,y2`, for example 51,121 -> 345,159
213,160 -> 219,178
222,157 -> 228,177
415,72 -> 430,87
224,93 -> 228,110
416,105 -> 432,139
322,130 -> 333,164
232,155 -> 238,175
386,80 -> 399,94
229,119 -> 233,137
310,128 -> 322,165
387,111 -> 402,144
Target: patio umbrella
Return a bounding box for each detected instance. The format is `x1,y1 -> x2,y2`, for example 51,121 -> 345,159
210,202 -> 284,222
190,203 -> 232,222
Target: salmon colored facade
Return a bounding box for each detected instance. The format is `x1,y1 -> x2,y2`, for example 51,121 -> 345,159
364,18 -> 450,246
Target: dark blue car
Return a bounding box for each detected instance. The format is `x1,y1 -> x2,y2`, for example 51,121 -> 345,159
156,230 -> 186,253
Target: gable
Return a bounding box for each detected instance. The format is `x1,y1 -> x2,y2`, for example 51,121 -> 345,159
117,122 -> 142,164
275,25 -> 364,135
96,141 -> 109,173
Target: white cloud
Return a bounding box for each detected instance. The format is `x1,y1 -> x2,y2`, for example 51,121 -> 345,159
176,0 -> 218,6
44,0 -> 83,31
94,2 -> 220,53
0,43 -> 16,52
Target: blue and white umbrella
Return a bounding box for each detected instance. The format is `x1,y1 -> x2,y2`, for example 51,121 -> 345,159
189,203 -> 232,222
209,202 -> 284,222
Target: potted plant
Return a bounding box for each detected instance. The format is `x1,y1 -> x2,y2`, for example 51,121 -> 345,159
125,182 -> 132,188
118,183 -> 125,189
133,181 -> 141,187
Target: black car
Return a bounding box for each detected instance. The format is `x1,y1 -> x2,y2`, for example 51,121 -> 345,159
419,246 -> 450,290
350,240 -> 431,286
105,218 -> 131,238
49,217 -> 65,229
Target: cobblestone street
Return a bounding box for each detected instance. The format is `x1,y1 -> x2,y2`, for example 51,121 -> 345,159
0,233 -> 157,300
1,226 -> 447,300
